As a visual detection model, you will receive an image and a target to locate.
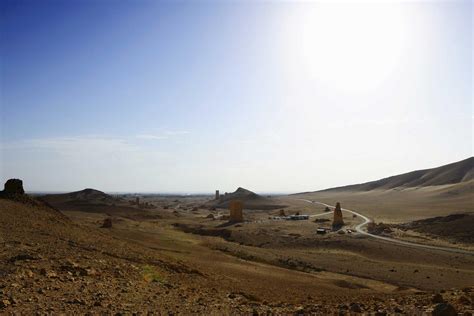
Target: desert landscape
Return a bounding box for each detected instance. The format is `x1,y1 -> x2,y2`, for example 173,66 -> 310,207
2,1 -> 473,315
1,158 -> 473,314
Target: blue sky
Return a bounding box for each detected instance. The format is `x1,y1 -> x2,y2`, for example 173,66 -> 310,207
0,0 -> 472,193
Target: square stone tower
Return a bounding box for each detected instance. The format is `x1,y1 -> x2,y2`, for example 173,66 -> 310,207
229,200 -> 243,222
332,202 -> 344,229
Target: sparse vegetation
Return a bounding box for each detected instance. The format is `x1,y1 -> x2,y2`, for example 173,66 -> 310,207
141,265 -> 165,283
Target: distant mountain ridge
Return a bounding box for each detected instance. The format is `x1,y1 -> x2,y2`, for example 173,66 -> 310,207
319,157 -> 473,192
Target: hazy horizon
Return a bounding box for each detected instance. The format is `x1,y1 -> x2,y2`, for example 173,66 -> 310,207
1,0 -> 472,193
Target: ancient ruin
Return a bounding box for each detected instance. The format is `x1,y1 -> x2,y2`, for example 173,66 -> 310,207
3,179 -> 25,195
229,200 -> 243,222
215,190 -> 220,200
332,202 -> 344,229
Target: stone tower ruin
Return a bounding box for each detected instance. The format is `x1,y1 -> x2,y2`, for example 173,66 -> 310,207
229,200 -> 243,222
332,202 -> 344,229
215,190 -> 220,200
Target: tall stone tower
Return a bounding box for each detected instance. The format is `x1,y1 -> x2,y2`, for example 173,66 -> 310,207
229,200 -> 243,222
215,190 -> 220,200
332,202 -> 344,229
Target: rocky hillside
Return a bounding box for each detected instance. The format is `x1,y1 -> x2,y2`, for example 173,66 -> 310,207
318,157 -> 473,192
0,181 -> 220,313
395,213 -> 474,243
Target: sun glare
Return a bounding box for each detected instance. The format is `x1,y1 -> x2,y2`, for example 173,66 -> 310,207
282,3 -> 412,93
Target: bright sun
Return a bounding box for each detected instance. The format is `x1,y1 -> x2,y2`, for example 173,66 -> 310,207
282,3 -> 412,93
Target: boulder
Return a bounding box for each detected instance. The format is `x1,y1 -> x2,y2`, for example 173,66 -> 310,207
432,303 -> 457,316
101,218 -> 112,228
432,293 -> 444,303
349,303 -> 362,312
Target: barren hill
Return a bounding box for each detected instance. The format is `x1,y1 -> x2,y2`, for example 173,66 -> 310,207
40,188 -> 156,219
293,157 -> 474,221
320,157 -> 473,192
211,187 -> 285,210
41,188 -> 119,205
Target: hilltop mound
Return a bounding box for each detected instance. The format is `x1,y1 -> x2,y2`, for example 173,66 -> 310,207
221,187 -> 261,201
40,188 -> 162,219
42,188 -> 118,204
320,157 -> 473,192
211,187 -> 285,210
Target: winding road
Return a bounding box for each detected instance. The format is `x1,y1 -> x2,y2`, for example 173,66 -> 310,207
296,198 -> 474,256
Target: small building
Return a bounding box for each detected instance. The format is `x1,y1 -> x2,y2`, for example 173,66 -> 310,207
287,215 -> 309,220
316,228 -> 327,235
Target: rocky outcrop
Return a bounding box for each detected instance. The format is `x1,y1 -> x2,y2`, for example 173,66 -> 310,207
367,222 -> 393,235
332,202 -> 344,229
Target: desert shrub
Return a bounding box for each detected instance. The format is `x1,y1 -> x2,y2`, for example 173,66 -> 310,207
142,265 -> 164,283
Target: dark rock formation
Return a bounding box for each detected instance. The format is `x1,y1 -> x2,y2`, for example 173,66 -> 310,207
432,303 -> 457,316
432,293 -> 444,304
